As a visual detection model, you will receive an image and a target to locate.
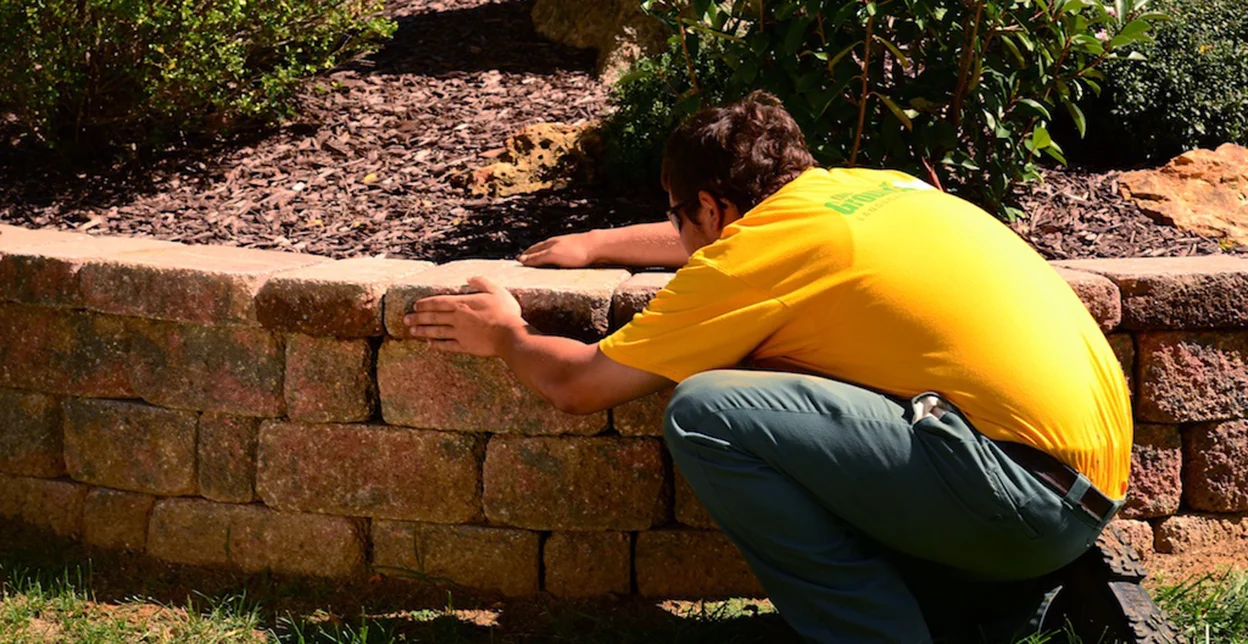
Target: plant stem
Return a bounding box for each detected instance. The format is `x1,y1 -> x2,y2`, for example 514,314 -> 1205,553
950,0 -> 986,132
676,7 -> 701,95
849,15 -> 874,166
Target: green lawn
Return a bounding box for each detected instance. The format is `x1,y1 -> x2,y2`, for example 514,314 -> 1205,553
2,559 -> 1245,643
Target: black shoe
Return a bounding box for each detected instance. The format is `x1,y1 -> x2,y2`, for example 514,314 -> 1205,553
1044,525 -> 1183,643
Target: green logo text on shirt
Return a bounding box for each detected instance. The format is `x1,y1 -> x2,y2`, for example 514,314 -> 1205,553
824,181 -> 922,216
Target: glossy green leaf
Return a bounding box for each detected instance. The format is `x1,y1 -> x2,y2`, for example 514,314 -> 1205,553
875,92 -> 913,130
1019,98 -> 1052,119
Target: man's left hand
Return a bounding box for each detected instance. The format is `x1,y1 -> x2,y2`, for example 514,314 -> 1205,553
405,277 -> 526,356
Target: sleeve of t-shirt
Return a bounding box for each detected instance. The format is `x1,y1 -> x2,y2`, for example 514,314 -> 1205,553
598,257 -> 791,383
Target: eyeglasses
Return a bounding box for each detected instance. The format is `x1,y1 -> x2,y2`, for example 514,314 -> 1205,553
665,199 -> 693,229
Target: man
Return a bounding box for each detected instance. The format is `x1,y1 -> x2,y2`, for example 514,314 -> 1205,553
407,92 -> 1171,642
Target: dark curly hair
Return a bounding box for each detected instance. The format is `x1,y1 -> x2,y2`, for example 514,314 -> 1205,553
660,91 -> 816,220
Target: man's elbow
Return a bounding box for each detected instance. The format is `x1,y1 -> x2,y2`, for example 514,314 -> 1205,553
548,389 -> 607,416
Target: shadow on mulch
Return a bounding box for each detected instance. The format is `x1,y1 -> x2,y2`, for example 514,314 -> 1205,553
420,186 -> 667,263
1,521 -> 796,643
356,0 -> 598,78
0,127 -> 276,230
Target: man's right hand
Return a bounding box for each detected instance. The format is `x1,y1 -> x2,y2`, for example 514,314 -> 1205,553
517,233 -> 595,268
517,223 -> 691,270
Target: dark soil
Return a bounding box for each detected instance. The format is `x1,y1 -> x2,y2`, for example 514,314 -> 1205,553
0,0 -> 1242,262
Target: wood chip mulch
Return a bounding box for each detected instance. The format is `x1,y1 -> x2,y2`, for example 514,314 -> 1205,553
1011,167 -> 1246,260
0,0 -> 1242,262
0,0 -> 663,263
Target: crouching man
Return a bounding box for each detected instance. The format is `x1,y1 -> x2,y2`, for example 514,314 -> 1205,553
407,92 -> 1172,643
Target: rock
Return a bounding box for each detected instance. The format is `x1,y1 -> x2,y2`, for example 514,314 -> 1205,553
1183,419 -> 1248,512
531,0 -> 667,81
1154,513 -> 1248,554
1119,143 -> 1248,246
284,335 -> 375,423
372,521 -> 540,596
256,421 -> 483,523
62,399 -> 198,496
635,530 -> 764,597
543,532 -> 631,597
83,488 -> 155,552
198,413 -> 260,504
482,435 -> 667,530
457,122 -> 602,198
1121,425 -> 1181,519
1136,331 -> 1248,423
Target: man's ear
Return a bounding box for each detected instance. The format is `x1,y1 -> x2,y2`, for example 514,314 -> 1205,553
697,190 -> 724,230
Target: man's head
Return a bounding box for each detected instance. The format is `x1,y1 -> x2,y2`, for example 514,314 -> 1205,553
661,90 -> 816,254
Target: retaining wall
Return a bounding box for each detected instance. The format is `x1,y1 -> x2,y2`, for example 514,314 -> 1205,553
0,223 -> 1246,597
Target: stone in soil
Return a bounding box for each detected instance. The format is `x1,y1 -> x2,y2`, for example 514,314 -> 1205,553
1120,143 -> 1248,246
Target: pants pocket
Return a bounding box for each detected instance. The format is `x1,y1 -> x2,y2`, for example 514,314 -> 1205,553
913,416 -> 1041,540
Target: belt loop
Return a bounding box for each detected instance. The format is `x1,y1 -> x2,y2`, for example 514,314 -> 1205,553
1065,475 -> 1092,510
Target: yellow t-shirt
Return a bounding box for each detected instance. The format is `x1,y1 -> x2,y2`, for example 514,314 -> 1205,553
599,167 -> 1132,498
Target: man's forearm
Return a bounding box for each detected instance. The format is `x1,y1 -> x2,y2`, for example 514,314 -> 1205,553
496,325 -> 600,414
587,223 -> 689,269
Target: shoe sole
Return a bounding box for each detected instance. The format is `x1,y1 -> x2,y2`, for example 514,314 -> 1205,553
1060,525 -> 1184,644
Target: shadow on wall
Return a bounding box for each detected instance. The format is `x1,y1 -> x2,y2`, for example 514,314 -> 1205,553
0,522 -> 798,644
353,0 -> 598,78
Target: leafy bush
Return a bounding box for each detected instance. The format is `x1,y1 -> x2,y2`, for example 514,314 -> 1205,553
1075,0 -> 1248,165
604,0 -> 1165,218
0,0 -> 395,159
602,38 -> 733,188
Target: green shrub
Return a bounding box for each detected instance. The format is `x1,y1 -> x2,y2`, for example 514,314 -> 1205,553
0,0 -> 395,159
602,38 -> 733,189
1076,0 -> 1248,164
604,0 -> 1165,218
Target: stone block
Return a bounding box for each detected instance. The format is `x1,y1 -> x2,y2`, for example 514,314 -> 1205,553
0,474 -> 87,538
1107,333 -> 1135,396
1054,256 -> 1248,330
79,244 -> 326,325
0,305 -> 132,398
635,530 -> 764,597
0,236 -> 177,308
1154,513 -> 1248,554
129,320 -> 286,417
675,471 -> 718,529
543,531 -> 631,597
1052,266 -> 1122,331
613,387 -> 671,437
256,257 -> 432,337
285,335 -> 374,423
0,389 -> 63,477
1108,519 -> 1154,562
0,225 -> 89,254
1136,331 -> 1248,423
611,272 -> 675,328
83,487 -> 155,551
62,398 -> 197,496
147,498 -> 365,577
371,521 -> 539,596
383,260 -> 630,342
1121,425 -> 1182,519
198,413 -> 259,503
482,436 -> 665,530
377,339 -> 605,434
1184,419 -> 1248,512
257,421 -> 482,523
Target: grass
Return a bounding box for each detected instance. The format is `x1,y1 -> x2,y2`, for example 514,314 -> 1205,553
2,558 -> 1247,644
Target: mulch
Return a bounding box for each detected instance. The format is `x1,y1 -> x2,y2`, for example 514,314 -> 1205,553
1009,167 -> 1246,259
0,0 -> 663,263
0,0 -> 1242,262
